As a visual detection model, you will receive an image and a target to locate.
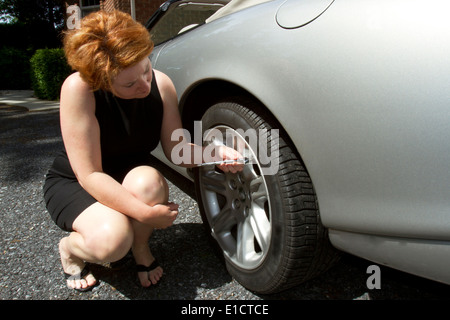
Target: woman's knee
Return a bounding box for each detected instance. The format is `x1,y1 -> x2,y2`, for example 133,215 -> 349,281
86,220 -> 133,262
75,204 -> 134,262
122,166 -> 169,206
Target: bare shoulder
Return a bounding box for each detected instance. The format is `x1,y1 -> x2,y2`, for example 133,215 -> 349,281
60,72 -> 95,112
61,72 -> 91,94
154,69 -> 176,95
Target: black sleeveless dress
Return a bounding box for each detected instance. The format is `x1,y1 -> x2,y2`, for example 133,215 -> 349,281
43,71 -> 164,231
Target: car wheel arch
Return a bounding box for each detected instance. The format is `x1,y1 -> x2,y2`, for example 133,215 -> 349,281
180,80 -> 284,142
179,78 -> 318,186
178,77 -> 318,190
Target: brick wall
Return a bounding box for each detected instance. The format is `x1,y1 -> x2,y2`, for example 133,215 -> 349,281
135,0 -> 165,25
65,0 -> 165,25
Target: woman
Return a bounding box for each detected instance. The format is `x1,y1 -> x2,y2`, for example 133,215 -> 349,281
43,10 -> 242,291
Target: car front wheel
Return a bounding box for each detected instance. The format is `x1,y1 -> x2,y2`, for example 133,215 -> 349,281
194,99 -> 339,294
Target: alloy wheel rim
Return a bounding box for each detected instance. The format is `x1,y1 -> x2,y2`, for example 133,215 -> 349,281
199,125 -> 272,270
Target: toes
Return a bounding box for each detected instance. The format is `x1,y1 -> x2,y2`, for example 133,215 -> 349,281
149,267 -> 163,284
66,279 -> 75,289
66,278 -> 87,290
65,270 -> 97,290
78,278 -> 88,290
138,272 -> 152,287
85,273 -> 97,287
138,267 -> 163,287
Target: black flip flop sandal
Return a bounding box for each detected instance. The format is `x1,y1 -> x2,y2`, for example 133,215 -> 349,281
136,260 -> 162,286
136,259 -> 160,273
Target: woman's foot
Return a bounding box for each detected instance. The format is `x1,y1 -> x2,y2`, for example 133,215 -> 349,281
132,244 -> 163,287
59,237 -> 97,291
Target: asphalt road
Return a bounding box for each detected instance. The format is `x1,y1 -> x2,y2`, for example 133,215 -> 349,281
1,106 -> 449,304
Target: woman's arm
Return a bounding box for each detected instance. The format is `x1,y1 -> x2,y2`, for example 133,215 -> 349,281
155,70 -> 201,164
156,70 -> 243,173
59,73 -> 177,228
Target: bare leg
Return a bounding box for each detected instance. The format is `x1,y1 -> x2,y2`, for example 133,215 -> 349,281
131,222 -> 162,287
60,202 -> 134,290
58,165 -> 169,290
122,166 -> 169,287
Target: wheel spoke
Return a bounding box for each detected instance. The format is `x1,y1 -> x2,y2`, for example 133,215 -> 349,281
249,204 -> 270,252
242,164 -> 259,182
236,219 -> 254,263
200,170 -> 227,196
210,203 -> 238,254
211,204 -> 234,234
250,175 -> 267,204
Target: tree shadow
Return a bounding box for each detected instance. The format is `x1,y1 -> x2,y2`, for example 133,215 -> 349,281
89,222 -> 232,300
0,108 -> 62,183
3,107 -> 448,301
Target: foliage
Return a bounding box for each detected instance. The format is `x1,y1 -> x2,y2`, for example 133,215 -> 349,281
0,46 -> 32,89
0,0 -> 65,27
0,1 -> 67,90
0,0 -> 66,49
30,48 -> 72,100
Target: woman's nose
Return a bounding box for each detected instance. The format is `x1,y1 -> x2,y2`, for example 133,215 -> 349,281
138,77 -> 150,92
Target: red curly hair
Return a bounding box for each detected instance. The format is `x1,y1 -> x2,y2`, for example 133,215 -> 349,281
63,10 -> 154,91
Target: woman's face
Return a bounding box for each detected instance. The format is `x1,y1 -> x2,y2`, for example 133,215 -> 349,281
111,57 -> 152,99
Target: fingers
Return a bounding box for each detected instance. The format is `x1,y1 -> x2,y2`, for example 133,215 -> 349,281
167,202 -> 179,211
216,146 -> 245,173
167,203 -> 179,222
218,145 -> 242,160
217,162 -> 244,173
150,203 -> 179,229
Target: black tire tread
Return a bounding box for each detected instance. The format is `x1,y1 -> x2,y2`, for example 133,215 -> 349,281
198,100 -> 339,294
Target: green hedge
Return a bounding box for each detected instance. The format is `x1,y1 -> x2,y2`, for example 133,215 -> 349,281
30,48 -> 72,100
0,47 -> 32,89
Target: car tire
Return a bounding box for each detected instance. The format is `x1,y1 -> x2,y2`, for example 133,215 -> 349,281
193,99 -> 339,294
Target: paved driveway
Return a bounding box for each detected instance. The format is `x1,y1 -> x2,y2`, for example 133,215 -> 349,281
0,106 -> 448,303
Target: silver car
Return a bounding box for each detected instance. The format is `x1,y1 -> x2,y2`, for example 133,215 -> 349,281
146,0 -> 450,294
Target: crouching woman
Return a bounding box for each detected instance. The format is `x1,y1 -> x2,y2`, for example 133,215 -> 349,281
43,10 -> 242,291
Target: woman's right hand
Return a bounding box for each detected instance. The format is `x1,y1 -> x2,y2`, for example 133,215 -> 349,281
145,202 -> 179,229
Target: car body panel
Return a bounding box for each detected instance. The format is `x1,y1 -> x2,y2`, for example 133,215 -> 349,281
149,0 -> 450,284
330,230 -> 450,285
276,0 -> 335,28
